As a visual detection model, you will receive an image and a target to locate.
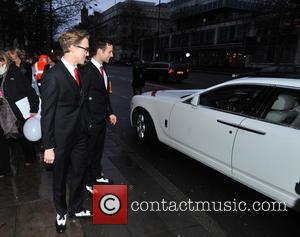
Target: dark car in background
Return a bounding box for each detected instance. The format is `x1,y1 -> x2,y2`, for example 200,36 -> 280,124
232,64 -> 300,79
137,61 -> 189,83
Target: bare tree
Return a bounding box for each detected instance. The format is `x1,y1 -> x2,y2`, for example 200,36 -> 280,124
14,0 -> 95,52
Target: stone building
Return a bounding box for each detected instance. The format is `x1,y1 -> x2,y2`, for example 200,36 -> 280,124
80,0 -> 173,62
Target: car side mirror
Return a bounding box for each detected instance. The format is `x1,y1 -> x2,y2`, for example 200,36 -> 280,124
191,95 -> 199,106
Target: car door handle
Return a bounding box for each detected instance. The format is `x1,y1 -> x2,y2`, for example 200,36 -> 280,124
238,126 -> 266,135
217,119 -> 266,135
217,119 -> 241,128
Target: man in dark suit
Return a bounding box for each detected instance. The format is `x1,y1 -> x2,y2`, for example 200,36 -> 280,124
81,39 -> 117,195
41,29 -> 91,233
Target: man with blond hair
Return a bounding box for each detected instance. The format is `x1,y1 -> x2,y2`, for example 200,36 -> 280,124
41,28 -> 91,233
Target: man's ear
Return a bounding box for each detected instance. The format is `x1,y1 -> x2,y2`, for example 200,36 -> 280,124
97,48 -> 103,55
68,45 -> 75,53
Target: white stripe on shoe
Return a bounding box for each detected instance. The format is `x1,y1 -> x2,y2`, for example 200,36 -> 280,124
56,214 -> 67,226
95,177 -> 110,183
86,185 -> 94,194
73,210 -> 92,217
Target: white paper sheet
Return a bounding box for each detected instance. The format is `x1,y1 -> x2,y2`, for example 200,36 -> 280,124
15,97 -> 41,119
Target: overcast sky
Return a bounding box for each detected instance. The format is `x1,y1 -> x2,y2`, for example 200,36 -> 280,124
89,0 -> 171,13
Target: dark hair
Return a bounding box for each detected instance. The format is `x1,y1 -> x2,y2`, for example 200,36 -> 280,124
90,38 -> 113,56
48,53 -> 58,64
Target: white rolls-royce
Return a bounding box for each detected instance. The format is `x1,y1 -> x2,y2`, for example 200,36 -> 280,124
130,77 -> 300,210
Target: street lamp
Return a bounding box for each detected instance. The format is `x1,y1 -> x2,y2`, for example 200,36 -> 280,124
157,0 -> 161,36
154,0 -> 161,61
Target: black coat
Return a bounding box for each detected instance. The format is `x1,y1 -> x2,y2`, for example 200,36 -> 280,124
41,61 -> 85,150
18,61 -> 33,84
131,63 -> 145,88
1,63 -> 39,121
80,61 -> 113,125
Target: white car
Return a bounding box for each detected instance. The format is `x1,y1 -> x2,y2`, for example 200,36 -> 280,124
130,77 -> 300,210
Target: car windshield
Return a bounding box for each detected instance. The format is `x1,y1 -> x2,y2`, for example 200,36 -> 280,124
173,63 -> 187,67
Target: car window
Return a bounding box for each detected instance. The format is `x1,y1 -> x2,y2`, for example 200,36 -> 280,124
262,88 -> 300,129
260,66 -> 278,73
279,66 -> 294,73
149,63 -> 167,68
199,85 -> 266,116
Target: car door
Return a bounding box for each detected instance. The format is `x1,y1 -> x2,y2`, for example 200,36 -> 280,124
232,87 -> 300,207
169,84 -> 266,176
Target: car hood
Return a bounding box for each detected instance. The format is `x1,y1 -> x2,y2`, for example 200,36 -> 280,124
143,89 -> 201,100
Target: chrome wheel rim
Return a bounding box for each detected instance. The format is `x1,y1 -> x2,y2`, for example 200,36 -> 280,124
136,113 -> 146,139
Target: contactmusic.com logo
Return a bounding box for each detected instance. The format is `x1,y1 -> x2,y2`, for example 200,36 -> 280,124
93,185 -> 128,224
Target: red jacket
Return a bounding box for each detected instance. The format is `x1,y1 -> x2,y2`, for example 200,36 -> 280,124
34,55 -> 48,81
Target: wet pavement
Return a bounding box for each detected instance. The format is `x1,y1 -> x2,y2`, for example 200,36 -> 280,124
0,129 -> 227,237
2,66 -> 298,236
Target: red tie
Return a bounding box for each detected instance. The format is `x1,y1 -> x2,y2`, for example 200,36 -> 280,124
100,66 -> 104,78
74,68 -> 80,86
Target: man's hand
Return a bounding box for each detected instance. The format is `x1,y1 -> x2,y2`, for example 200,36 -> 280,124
29,112 -> 37,118
109,114 -> 117,125
44,148 -> 55,164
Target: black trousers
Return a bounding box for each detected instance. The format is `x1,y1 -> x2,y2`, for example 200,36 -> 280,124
86,121 -> 106,186
53,131 -> 88,215
0,122 -> 36,176
18,120 -> 37,163
0,130 -> 10,176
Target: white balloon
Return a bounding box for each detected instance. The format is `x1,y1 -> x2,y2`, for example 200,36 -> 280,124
23,117 -> 41,142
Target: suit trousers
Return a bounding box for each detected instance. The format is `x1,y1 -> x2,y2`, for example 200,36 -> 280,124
53,130 -> 88,215
86,121 -> 106,186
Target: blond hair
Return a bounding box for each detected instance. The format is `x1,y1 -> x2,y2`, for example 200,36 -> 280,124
58,29 -> 89,53
0,50 -> 11,68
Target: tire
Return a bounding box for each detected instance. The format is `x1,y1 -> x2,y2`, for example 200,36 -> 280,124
133,109 -> 157,143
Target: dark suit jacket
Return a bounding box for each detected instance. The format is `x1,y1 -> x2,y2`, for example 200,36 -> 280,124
1,63 -> 39,121
41,61 -> 85,150
80,61 -> 113,125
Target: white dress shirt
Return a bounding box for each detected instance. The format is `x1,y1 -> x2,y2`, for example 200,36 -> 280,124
61,57 -> 77,82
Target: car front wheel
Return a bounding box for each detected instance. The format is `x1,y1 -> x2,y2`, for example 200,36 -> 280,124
134,109 -> 157,143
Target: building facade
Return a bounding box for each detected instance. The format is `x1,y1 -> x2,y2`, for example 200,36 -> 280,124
140,0 -> 300,68
80,0 -> 173,62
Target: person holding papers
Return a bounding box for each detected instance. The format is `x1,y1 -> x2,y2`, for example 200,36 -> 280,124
0,50 -> 39,176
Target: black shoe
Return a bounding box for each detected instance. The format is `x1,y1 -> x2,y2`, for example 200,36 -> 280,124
55,214 -> 67,233
69,209 -> 92,219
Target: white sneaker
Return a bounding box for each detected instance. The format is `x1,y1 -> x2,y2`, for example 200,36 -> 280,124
86,185 -> 94,194
69,210 -> 92,218
95,177 -> 110,184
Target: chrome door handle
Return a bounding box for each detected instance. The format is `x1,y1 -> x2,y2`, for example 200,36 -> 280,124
217,119 -> 266,135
